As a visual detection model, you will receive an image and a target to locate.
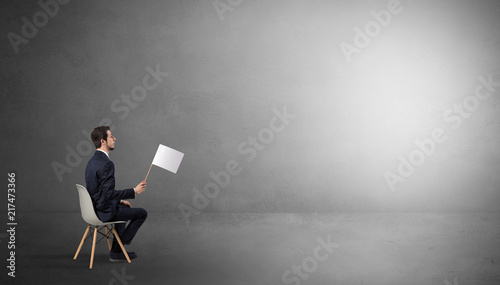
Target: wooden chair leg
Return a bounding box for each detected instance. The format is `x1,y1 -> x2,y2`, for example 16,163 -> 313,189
74,225 -> 90,260
111,225 -> 131,263
89,226 -> 98,269
105,226 -> 112,251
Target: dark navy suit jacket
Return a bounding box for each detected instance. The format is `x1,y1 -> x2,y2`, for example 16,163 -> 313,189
85,151 -> 135,222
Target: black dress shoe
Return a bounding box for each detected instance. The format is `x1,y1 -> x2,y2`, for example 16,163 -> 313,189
109,251 -> 137,262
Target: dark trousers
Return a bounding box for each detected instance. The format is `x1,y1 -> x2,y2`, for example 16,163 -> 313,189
110,205 -> 147,249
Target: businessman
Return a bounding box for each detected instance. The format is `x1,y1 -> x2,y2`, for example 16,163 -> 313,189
85,126 -> 147,262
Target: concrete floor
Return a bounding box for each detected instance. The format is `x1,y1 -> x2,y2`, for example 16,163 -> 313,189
2,212 -> 500,284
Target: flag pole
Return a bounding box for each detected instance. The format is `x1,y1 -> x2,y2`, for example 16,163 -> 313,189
144,163 -> 153,182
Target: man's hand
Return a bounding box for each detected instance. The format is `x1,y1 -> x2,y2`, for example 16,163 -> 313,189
120,200 -> 132,207
134,180 -> 146,194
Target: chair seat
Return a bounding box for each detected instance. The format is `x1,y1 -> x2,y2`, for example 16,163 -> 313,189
94,220 -> 128,226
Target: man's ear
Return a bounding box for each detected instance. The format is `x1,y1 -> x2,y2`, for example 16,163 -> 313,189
100,139 -> 106,147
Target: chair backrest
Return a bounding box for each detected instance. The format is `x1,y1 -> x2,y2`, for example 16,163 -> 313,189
75,184 -> 103,225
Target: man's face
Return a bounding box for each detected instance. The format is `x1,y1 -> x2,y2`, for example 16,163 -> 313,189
103,130 -> 116,150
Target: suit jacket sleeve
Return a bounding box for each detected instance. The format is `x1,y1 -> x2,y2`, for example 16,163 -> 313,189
100,160 -> 135,201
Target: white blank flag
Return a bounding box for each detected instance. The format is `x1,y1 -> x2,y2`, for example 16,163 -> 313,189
152,144 -> 184,174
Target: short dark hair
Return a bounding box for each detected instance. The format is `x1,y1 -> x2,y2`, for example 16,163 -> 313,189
91,126 -> 110,149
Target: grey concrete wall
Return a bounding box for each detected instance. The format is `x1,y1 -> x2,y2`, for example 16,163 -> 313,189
2,1 -> 500,284
1,0 -> 500,216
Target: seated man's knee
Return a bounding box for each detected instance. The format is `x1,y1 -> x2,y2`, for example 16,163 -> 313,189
140,208 -> 148,220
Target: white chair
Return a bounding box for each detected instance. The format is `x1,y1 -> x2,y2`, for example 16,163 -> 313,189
73,184 -> 131,269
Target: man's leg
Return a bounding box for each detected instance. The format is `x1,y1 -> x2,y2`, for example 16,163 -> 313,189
110,222 -> 126,252
110,205 -> 147,252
